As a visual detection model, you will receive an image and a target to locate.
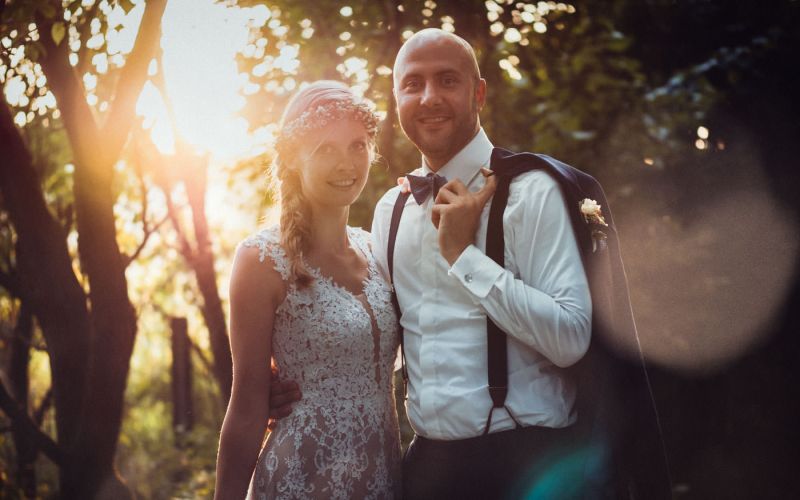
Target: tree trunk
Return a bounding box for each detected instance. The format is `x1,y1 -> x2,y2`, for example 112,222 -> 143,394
8,303 -> 37,497
2,0 -> 167,496
147,51 -> 234,405
170,317 -> 194,437
34,0 -> 166,495
0,100 -> 91,490
183,156 -> 233,405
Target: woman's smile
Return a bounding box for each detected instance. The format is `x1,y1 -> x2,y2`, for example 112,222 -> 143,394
328,178 -> 357,188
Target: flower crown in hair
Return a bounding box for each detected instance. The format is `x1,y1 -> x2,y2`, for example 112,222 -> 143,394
276,99 -> 380,156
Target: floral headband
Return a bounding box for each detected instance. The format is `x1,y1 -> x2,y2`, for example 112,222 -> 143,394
275,99 -> 380,157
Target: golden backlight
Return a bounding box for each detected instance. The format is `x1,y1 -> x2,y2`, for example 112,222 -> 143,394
135,0 -> 276,161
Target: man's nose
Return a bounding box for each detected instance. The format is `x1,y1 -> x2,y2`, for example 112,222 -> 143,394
420,83 -> 441,107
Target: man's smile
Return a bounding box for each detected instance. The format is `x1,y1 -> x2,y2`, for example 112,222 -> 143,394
418,116 -> 451,124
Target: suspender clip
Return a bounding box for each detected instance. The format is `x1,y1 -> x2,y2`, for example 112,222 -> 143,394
488,385 -> 508,408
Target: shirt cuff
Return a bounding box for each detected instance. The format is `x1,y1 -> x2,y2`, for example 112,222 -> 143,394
447,244 -> 505,299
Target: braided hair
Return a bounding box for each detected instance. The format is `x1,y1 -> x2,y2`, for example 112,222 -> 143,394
271,81 -> 379,287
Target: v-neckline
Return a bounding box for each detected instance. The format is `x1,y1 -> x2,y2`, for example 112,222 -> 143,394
303,227 -> 373,300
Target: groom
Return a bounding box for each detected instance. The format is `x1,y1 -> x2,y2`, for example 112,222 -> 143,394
272,29 -> 670,499
377,28 -> 590,499
376,28 -> 597,499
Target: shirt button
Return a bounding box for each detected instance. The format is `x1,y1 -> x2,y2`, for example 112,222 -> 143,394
464,273 -> 473,283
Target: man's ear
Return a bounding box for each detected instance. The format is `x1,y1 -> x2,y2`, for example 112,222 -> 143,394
475,78 -> 487,111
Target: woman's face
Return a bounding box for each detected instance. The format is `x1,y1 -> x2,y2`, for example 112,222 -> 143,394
295,118 -> 372,211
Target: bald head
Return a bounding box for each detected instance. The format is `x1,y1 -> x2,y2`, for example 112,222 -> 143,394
391,28 -> 487,170
393,29 -> 481,88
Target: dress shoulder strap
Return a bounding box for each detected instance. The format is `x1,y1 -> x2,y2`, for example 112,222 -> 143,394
241,226 -> 291,281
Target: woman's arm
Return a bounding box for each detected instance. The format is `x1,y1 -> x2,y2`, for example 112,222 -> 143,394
214,244 -> 286,500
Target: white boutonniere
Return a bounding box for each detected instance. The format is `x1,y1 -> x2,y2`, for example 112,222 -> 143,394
579,198 -> 608,226
579,198 -> 608,253
397,176 -> 410,194
397,168 -> 424,194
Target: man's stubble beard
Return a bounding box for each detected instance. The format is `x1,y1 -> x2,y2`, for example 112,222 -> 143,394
411,101 -> 480,168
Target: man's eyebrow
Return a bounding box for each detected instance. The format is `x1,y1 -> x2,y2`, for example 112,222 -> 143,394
400,68 -> 460,82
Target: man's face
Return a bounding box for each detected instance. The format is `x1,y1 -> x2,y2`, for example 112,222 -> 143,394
393,37 -> 486,170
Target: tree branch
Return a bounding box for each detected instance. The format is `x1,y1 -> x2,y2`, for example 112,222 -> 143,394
57,202 -> 74,236
34,387 -> 53,427
182,149 -> 210,254
0,378 -> 63,466
187,334 -> 215,378
163,186 -> 194,261
0,328 -> 48,352
102,0 -> 167,163
151,48 -> 181,138
125,214 -> 167,267
75,0 -> 102,77
123,161 -> 168,267
36,6 -> 101,168
130,117 -> 195,261
37,0 -> 166,170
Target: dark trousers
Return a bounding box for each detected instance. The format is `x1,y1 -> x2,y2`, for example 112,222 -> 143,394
402,424 -> 611,500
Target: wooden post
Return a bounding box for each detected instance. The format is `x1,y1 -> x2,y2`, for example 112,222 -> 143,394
170,317 -> 193,439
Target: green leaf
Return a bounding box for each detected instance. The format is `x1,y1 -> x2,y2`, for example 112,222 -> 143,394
51,22 -> 66,46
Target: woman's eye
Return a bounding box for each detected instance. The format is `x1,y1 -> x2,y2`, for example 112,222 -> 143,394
351,141 -> 367,152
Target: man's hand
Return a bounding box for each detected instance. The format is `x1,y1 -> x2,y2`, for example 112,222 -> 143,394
267,365 -> 301,430
431,168 -> 497,265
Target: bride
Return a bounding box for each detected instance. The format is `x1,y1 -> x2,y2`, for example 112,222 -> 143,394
214,81 -> 401,499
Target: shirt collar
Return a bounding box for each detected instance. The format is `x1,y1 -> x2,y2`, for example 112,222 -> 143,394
421,127 -> 493,186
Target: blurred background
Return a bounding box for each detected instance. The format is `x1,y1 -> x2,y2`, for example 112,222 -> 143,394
1,0 -> 798,498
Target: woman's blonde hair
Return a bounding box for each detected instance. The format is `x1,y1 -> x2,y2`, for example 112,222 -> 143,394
272,80 -> 379,287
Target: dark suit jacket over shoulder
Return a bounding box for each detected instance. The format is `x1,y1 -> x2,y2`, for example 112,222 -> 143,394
490,147 -> 672,499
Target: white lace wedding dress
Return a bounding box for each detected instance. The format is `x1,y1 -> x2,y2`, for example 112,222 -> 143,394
243,226 -> 401,500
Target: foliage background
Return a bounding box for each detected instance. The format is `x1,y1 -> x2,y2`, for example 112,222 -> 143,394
1,0 -> 798,498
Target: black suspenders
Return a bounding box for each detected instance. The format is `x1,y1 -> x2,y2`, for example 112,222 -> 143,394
387,190 -> 411,394
483,173 -> 522,434
386,175 -> 523,434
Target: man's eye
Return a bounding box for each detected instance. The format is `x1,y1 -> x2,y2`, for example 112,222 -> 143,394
351,141 -> 367,152
442,76 -> 456,86
405,80 -> 420,91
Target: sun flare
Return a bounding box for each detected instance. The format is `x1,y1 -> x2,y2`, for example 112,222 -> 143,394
135,0 -> 277,161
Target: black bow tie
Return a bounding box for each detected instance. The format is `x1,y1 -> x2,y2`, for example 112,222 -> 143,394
406,173 -> 448,205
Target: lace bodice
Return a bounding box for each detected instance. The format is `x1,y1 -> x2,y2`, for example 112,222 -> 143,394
242,226 -> 401,499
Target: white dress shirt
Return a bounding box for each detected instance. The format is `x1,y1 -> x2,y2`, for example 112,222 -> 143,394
371,128 -> 592,440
